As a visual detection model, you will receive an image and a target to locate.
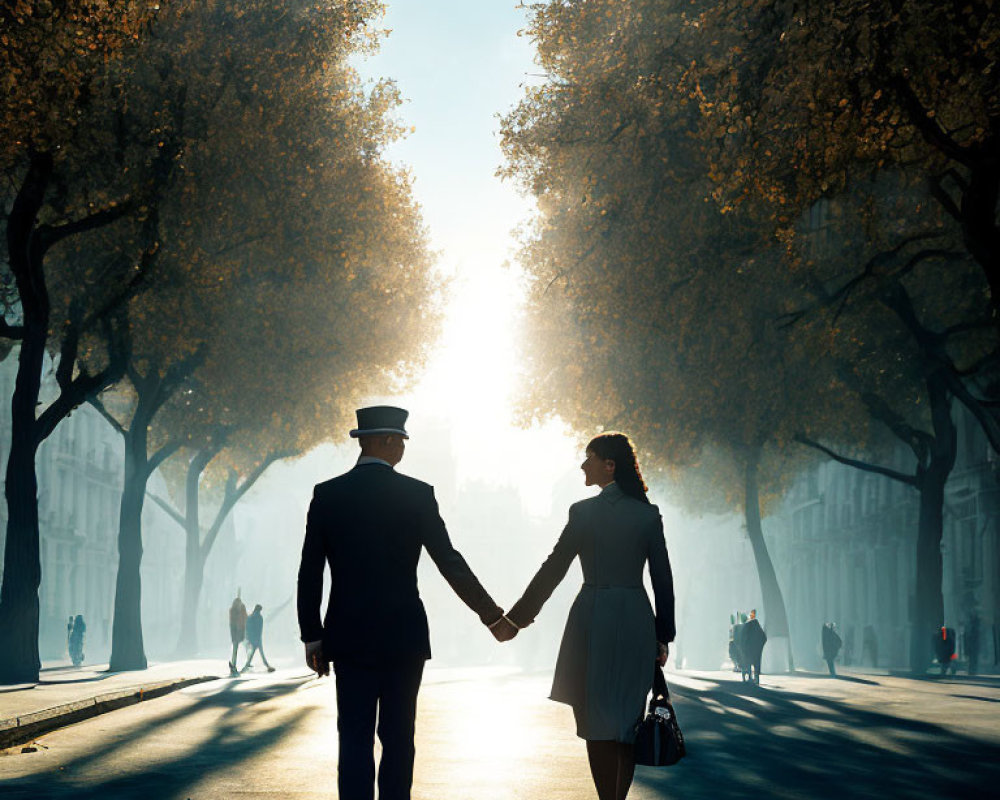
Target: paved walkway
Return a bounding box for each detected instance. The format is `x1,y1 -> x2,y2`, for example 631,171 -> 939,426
0,660 -> 225,721
0,659 -> 226,749
1,665 -> 998,798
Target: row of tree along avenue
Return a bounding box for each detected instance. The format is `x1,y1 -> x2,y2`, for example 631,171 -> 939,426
0,0 -> 438,683
501,0 -> 998,672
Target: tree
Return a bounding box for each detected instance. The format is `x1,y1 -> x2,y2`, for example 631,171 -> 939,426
504,0 -> 995,674
499,0 -> 864,667
80,0 -> 437,666
694,0 -> 999,301
784,176 -> 990,672
0,0 -> 164,683
691,0 -> 1000,446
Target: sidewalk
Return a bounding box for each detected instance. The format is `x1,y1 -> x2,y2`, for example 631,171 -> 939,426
0,659 -> 224,750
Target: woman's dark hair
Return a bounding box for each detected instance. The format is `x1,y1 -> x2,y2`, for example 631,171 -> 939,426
586,432 -> 650,504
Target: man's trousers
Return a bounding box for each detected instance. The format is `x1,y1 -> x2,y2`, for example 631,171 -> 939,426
334,658 -> 425,800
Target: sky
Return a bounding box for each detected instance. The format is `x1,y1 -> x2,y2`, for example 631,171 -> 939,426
272,1 -> 582,517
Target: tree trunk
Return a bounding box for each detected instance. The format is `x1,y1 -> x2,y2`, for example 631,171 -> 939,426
910,472 -> 946,674
908,370 -> 956,674
0,157 -> 51,685
0,332 -> 45,683
963,162 -> 1000,316
745,444 -> 795,670
175,546 -> 206,657
108,436 -> 149,671
172,445 -> 214,656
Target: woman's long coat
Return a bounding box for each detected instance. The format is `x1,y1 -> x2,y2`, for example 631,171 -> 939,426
508,482 -> 675,741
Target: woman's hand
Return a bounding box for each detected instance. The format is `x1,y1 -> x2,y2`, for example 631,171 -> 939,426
657,641 -> 669,667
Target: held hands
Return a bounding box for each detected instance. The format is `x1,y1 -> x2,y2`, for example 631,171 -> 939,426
305,640 -> 329,677
488,614 -> 519,643
657,641 -> 669,667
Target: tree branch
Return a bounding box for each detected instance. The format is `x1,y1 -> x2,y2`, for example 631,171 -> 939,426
0,319 -> 24,340
890,74 -> 973,167
794,434 -> 917,486
944,370 -> 1000,454
35,201 -> 133,256
35,312 -> 130,445
777,231 -> 950,328
928,172 -> 962,221
860,390 -> 933,465
147,492 -> 186,529
88,395 -> 126,437
200,448 -> 296,557
942,317 -> 994,339
148,438 -> 184,474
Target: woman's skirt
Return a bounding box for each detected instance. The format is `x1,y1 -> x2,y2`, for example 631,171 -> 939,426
549,584 -> 657,742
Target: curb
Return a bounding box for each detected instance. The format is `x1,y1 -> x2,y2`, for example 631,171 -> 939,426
0,675 -> 220,750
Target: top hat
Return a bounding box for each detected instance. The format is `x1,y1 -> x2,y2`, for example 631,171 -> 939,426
350,406 -> 410,439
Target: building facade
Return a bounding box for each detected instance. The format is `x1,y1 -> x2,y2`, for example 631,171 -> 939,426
765,404 -> 999,671
0,355 -> 186,662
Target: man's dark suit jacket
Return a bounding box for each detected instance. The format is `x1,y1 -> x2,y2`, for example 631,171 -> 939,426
297,462 -> 502,663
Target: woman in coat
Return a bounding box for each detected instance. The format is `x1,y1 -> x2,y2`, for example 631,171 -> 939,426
506,432 -> 675,800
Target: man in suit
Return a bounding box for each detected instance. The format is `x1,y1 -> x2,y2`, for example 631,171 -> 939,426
297,406 -> 516,800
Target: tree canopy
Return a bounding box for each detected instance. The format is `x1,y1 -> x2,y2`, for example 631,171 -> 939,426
501,0 -> 997,669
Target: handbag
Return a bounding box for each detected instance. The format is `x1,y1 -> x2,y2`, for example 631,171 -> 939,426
633,664 -> 685,767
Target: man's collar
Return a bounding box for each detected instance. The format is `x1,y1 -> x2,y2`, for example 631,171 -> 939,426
356,455 -> 393,468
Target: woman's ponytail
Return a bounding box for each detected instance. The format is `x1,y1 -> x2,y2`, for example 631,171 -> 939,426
586,432 -> 650,504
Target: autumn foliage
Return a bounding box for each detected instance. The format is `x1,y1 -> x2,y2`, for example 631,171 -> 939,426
502,0 -> 998,670
1,0 -> 438,678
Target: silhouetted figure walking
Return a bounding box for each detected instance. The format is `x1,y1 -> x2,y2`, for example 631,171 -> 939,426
728,613 -> 741,672
241,604 -> 275,673
69,615 -> 86,666
741,614 -> 767,684
229,592 -> 247,677
822,622 -> 842,676
934,626 -> 956,675
66,616 -> 74,661
732,613 -> 749,678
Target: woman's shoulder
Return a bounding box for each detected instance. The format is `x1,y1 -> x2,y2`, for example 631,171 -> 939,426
621,495 -> 661,518
568,494 -> 604,515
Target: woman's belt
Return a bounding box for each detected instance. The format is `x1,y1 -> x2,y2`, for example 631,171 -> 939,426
582,582 -> 643,589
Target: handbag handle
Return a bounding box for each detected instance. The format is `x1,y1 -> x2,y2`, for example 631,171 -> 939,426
652,663 -> 669,703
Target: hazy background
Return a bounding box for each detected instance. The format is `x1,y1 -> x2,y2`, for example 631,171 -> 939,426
218,1 -> 725,672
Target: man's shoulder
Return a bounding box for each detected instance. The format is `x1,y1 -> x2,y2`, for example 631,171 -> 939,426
386,470 -> 436,502
312,468 -> 433,497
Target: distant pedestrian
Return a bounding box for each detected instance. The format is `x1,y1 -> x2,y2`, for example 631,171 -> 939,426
728,614 -> 740,671
741,615 -> 767,684
229,592 -> 248,677
242,604 -> 275,673
934,626 -> 956,675
822,622 -> 842,676
966,613 -> 981,676
862,624 -> 879,667
69,614 -> 86,666
66,616 -> 74,660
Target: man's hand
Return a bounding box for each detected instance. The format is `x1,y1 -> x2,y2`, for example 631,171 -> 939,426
657,641 -> 669,667
305,640 -> 329,676
489,615 -> 519,643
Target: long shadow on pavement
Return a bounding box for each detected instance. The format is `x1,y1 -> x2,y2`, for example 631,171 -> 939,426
634,676 -> 1000,800
0,675 -> 316,799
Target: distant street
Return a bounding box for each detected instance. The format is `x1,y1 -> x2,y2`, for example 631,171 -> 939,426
1,666 -> 998,799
